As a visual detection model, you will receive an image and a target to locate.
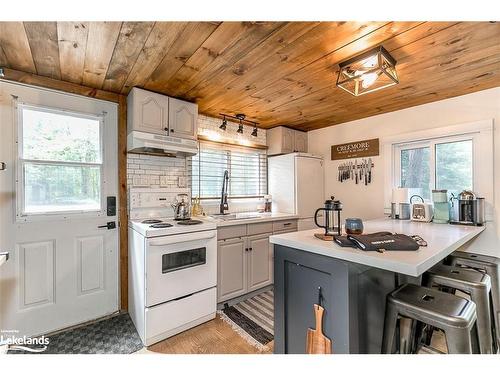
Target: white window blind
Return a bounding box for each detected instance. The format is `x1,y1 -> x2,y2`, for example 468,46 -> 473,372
192,142 -> 267,199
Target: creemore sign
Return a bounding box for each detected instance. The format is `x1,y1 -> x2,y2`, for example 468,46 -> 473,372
331,138 -> 379,160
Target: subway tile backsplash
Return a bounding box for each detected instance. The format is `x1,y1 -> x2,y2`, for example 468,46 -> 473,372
127,114 -> 267,215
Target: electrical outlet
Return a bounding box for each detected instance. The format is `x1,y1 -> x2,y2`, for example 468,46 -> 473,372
178,176 -> 187,188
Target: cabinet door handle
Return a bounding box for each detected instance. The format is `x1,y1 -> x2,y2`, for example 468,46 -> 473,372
249,247 -> 253,251
283,222 -> 292,226
170,129 -> 175,133
164,127 -> 168,131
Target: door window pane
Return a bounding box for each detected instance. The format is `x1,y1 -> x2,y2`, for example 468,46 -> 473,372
24,164 -> 101,213
435,140 -> 473,197
400,147 -> 431,199
22,108 -> 101,163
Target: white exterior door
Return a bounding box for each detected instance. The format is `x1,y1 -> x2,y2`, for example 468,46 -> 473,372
0,81 -> 119,337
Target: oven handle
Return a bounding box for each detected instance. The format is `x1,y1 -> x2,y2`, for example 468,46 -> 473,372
148,231 -> 216,246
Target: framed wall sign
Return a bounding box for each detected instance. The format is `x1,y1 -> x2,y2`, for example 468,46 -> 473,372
331,138 -> 379,160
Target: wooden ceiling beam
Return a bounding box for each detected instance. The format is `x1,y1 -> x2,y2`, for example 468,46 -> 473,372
1,67 -> 121,103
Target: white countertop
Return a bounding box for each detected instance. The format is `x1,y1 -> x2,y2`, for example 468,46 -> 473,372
269,218 -> 485,277
201,212 -> 299,227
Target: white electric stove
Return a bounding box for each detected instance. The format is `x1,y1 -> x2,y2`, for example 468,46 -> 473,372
128,214 -> 217,346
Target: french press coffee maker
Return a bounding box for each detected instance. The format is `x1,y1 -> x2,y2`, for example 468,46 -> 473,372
314,196 -> 343,236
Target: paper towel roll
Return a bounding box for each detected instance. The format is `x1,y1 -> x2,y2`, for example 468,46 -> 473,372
392,187 -> 409,204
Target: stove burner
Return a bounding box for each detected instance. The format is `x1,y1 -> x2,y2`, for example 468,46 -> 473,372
176,219 -> 203,226
142,219 -> 162,224
150,223 -> 173,228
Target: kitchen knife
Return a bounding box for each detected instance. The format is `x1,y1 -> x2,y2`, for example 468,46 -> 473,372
355,159 -> 358,184
368,158 -> 372,184
365,159 -> 368,186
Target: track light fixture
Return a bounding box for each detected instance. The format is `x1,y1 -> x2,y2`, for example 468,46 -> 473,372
218,113 -> 259,136
219,115 -> 227,131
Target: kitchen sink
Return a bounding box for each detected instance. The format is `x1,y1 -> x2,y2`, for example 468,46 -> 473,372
209,213 -> 262,221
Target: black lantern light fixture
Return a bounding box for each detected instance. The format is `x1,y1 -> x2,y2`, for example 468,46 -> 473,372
219,115 -> 227,131
251,125 -> 258,137
336,46 -> 398,97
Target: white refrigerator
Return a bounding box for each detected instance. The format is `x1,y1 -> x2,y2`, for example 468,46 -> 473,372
268,153 -> 325,231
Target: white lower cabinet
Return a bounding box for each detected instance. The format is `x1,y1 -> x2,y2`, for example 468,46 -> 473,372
217,237 -> 247,302
217,235 -> 271,303
217,220 -> 297,303
247,234 -> 273,292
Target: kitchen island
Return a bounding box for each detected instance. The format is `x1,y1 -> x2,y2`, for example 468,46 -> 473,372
269,218 -> 485,354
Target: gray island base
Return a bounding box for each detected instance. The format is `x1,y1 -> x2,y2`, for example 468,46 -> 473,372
271,219 -> 485,354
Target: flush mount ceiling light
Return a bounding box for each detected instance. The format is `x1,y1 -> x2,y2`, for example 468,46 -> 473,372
336,46 -> 398,97
219,115 -> 227,131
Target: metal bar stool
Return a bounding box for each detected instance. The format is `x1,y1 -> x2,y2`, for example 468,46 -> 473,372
448,251 -> 500,347
382,283 -> 478,354
425,264 -> 493,353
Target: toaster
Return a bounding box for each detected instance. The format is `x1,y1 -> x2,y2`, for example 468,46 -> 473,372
410,195 -> 434,222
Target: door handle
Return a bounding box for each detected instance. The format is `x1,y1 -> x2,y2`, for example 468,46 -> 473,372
0,162 -> 5,171
98,221 -> 116,230
0,251 -> 9,262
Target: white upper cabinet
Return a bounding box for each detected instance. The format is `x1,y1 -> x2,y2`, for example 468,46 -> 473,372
127,88 -> 198,140
294,130 -> 308,153
127,87 -> 169,135
168,97 -> 198,140
267,126 -> 308,155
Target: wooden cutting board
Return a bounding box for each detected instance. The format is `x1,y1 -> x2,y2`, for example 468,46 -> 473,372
306,304 -> 332,354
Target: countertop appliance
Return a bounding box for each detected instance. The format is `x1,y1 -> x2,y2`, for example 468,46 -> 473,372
450,190 -> 485,226
391,187 -> 410,220
432,189 -> 449,224
268,153 -> 325,231
171,193 -> 191,220
315,196 -> 342,236
410,195 -> 433,222
128,197 -> 217,346
127,130 -> 198,157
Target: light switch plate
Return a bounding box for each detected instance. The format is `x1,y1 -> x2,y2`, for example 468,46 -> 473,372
178,176 -> 187,188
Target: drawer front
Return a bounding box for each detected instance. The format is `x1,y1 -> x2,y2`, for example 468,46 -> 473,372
145,287 -> 216,344
217,224 -> 247,240
247,222 -> 273,236
273,219 -> 298,233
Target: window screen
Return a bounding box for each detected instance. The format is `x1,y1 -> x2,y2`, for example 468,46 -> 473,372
191,142 -> 267,199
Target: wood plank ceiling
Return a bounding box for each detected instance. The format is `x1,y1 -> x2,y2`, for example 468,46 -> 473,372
0,21 -> 499,131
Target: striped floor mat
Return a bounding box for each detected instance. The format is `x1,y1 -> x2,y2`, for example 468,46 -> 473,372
219,289 -> 274,350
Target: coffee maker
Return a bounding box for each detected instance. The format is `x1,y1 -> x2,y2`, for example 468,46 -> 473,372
450,190 -> 485,226
314,196 -> 343,236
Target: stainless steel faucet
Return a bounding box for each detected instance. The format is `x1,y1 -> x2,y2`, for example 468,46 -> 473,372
220,170 -> 229,214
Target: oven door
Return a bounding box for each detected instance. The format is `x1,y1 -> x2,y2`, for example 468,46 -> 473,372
145,230 -> 217,307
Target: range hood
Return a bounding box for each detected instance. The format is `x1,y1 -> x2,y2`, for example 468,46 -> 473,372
127,131 -> 198,157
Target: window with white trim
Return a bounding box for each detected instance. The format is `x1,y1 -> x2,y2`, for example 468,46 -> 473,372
394,134 -> 475,201
17,104 -> 104,216
191,141 -> 267,199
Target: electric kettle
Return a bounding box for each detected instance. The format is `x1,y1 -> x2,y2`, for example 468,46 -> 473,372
314,196 -> 343,236
171,193 -> 191,220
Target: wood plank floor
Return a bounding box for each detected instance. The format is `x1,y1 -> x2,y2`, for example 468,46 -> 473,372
142,314 -> 273,354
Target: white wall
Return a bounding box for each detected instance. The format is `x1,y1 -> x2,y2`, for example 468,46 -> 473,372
308,87 -> 500,257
